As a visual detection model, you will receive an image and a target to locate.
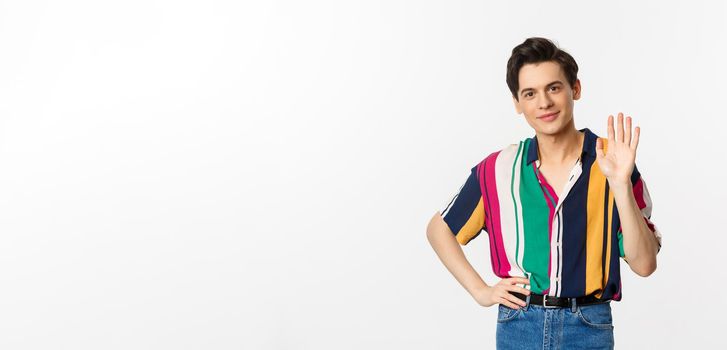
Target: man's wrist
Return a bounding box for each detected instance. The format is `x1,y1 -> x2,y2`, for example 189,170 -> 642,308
472,284 -> 492,297
607,177 -> 631,193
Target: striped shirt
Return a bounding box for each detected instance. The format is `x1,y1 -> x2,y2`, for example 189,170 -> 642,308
440,127 -> 662,301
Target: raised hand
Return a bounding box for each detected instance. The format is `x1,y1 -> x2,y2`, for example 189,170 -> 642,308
596,112 -> 639,183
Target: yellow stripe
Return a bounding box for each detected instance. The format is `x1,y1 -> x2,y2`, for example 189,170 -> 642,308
456,197 -> 486,245
586,138 -> 608,295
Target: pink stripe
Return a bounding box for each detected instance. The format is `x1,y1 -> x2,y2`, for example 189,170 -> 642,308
645,219 -> 655,232
633,177 -> 646,209
613,280 -> 622,300
481,151 -> 511,277
618,177 -> 655,232
476,162 -> 499,273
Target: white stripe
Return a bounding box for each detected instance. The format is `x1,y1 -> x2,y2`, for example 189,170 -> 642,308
548,213 -> 558,296
554,158 -> 583,213
494,143 -> 526,279
548,210 -> 565,296
556,211 -> 564,296
512,144 -> 528,284
441,181 -> 465,217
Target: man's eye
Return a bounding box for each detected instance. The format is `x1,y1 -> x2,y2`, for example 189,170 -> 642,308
525,92 -> 533,97
550,86 -> 560,91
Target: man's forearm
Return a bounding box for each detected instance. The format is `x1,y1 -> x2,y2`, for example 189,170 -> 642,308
610,180 -> 659,277
426,213 -> 490,297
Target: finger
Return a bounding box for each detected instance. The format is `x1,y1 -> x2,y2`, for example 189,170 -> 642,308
507,277 -> 530,285
632,126 -> 640,151
500,299 -> 521,310
617,112 -> 624,143
503,293 -> 527,307
596,138 -> 605,158
607,115 -> 615,141
625,116 -> 632,146
506,284 -> 532,296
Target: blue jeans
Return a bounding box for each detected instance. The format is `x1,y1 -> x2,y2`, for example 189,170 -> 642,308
496,298 -> 614,349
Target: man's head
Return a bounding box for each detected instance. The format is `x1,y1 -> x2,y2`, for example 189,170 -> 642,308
506,37 -> 581,135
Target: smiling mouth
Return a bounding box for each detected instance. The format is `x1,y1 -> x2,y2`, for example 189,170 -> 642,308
538,111 -> 560,119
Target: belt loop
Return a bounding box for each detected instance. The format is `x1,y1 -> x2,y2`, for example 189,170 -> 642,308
525,294 -> 531,311
570,298 -> 577,313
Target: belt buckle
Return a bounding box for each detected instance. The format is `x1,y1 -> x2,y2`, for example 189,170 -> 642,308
542,295 -> 560,308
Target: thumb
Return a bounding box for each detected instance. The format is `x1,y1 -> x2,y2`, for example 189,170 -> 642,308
596,138 -> 606,158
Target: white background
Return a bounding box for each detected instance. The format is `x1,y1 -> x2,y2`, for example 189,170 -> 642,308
0,0 -> 725,349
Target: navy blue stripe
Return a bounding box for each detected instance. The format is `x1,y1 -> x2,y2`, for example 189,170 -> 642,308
603,203 -> 623,300
601,181 -> 610,288
442,166 -> 482,241
560,155 -> 592,297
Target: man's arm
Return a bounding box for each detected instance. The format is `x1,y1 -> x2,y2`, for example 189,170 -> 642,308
610,181 -> 660,277
426,212 -> 490,296
595,113 -> 661,277
426,212 -> 529,309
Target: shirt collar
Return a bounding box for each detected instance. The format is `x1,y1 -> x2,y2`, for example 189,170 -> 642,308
526,127 -> 598,165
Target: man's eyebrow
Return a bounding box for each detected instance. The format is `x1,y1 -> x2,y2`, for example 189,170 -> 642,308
520,80 -> 565,95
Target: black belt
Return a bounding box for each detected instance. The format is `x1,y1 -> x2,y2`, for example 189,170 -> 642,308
512,292 -> 610,308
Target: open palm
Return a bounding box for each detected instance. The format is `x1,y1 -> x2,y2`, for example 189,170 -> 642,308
596,112 -> 640,183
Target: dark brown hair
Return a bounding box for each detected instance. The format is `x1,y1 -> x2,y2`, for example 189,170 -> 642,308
506,37 -> 579,101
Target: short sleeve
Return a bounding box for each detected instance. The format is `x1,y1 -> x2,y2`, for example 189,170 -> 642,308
617,167 -> 662,259
440,165 -> 486,246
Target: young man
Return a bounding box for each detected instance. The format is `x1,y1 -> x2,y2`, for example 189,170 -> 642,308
426,37 -> 662,349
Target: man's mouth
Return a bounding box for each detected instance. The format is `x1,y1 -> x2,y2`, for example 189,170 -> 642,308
538,111 -> 560,121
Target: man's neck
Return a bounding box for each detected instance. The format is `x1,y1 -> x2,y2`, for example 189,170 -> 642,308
536,122 -> 584,166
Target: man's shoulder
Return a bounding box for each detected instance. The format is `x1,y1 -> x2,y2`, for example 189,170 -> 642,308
472,142 -> 523,168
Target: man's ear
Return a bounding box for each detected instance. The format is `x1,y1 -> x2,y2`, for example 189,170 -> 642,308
572,79 -> 581,100
512,96 -> 522,114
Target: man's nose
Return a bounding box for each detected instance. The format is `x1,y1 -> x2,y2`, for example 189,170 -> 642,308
538,93 -> 553,109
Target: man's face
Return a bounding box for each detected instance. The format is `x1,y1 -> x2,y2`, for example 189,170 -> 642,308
512,61 -> 581,136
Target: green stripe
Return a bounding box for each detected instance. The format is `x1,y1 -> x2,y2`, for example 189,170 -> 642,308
519,139 -> 551,294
